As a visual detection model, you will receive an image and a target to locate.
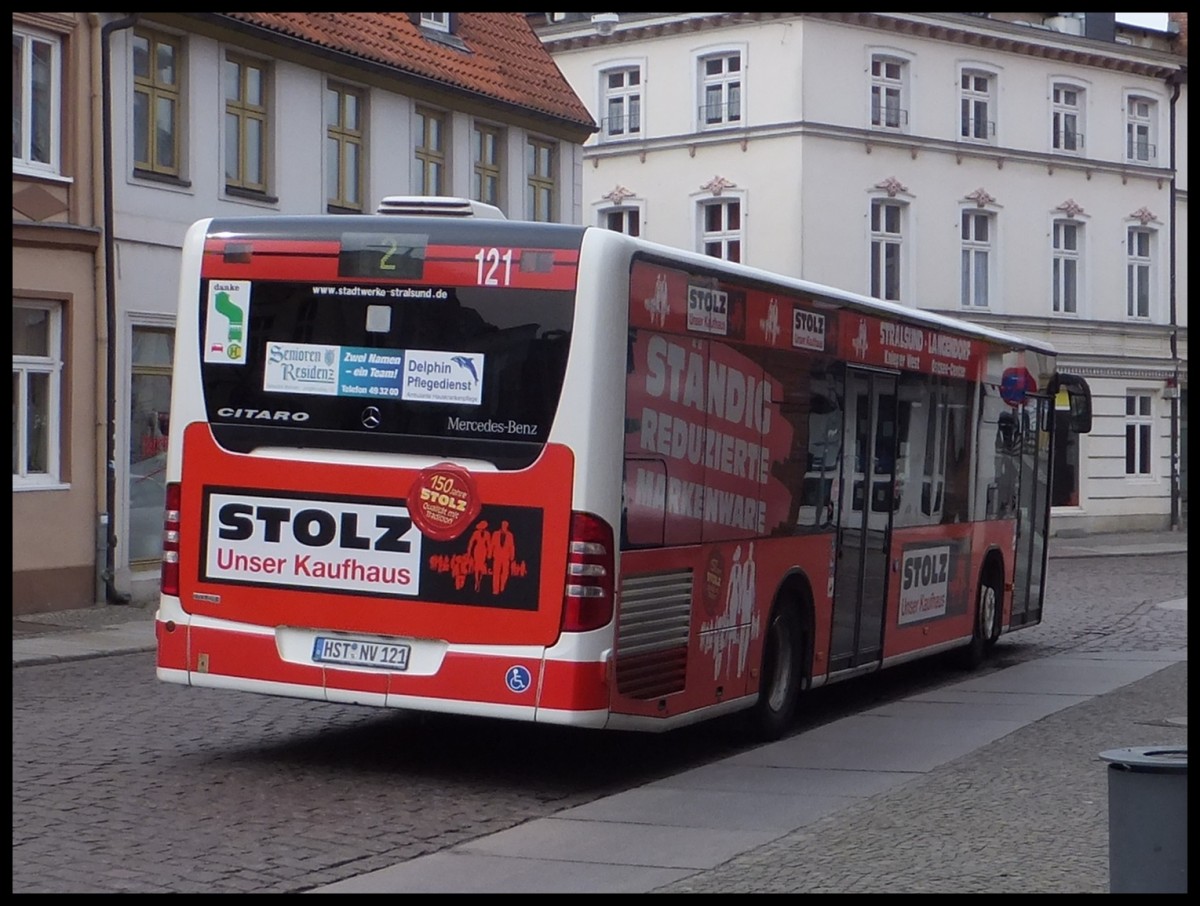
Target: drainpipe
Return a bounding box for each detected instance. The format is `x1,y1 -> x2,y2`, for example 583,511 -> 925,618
1166,67 -> 1183,530
99,13 -> 139,602
89,15 -> 107,603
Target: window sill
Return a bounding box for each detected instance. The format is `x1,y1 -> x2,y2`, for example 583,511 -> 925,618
13,480 -> 70,493
419,28 -> 469,52
13,166 -> 72,185
133,169 -> 192,190
224,186 -> 280,206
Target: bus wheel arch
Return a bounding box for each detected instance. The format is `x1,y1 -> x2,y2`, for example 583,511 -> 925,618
957,549 -> 1004,670
751,573 -> 813,740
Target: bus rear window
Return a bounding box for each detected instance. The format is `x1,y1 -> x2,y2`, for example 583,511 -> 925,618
199,282 -> 573,469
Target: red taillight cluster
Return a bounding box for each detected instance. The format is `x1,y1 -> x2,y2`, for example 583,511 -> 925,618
561,511 -> 615,633
161,482 -> 181,597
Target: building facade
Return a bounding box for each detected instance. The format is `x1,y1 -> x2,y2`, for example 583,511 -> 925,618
13,12 -> 595,612
531,11 -> 1188,535
13,13 -> 102,613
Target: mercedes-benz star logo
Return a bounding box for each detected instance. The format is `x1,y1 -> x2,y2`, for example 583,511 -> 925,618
361,406 -> 381,429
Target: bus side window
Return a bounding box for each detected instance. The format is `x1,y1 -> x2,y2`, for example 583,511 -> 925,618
941,380 -> 973,525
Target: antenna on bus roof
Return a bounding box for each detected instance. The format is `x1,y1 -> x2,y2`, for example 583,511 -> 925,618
375,196 -> 506,219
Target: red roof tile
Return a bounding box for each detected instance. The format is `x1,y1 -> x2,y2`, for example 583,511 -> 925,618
215,12 -> 595,133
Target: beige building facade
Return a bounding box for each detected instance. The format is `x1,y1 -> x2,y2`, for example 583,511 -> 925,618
13,13 -> 103,614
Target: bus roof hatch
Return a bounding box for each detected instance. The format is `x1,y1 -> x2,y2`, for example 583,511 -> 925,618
375,196 -> 506,219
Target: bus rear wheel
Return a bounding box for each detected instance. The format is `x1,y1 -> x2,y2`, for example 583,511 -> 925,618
957,566 -> 1002,670
752,603 -> 803,740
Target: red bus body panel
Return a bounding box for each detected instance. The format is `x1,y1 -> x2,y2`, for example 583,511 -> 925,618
164,425 -> 583,711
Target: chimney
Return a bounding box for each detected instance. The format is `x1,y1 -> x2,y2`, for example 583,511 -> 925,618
1083,12 -> 1115,42
1167,12 -> 1187,55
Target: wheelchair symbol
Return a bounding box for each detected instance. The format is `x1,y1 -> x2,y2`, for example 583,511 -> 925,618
505,665 -> 531,694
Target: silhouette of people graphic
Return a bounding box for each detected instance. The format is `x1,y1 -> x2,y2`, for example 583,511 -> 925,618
467,520 -> 490,591
490,520 -> 516,594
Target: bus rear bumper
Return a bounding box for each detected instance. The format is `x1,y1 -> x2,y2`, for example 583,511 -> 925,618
154,596 -> 611,725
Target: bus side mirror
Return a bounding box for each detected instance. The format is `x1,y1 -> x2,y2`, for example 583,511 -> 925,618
1054,373 -> 1092,435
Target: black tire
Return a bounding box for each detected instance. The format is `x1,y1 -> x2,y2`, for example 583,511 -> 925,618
956,566 -> 1002,670
751,603 -> 804,740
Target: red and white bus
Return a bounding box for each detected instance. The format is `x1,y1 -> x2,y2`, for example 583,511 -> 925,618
156,198 -> 1092,739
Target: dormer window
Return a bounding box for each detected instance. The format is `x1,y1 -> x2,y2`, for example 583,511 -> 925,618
414,13 -> 467,51
420,13 -> 450,34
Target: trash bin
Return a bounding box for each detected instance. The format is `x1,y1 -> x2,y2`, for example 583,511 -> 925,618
1099,746 -> 1187,893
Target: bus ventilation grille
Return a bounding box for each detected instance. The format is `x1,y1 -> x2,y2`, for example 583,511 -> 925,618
615,569 -> 693,699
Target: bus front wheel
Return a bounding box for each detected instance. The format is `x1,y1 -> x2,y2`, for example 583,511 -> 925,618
752,603 -> 804,740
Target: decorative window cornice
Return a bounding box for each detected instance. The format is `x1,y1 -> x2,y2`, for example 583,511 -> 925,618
874,176 -> 909,198
701,175 -> 737,196
1055,199 -> 1085,219
1129,207 -> 1159,225
964,187 -> 996,208
602,184 -> 636,204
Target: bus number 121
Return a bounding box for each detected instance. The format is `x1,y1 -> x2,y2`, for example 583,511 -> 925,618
474,247 -> 514,286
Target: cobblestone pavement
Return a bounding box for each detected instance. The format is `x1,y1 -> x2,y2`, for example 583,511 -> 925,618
654,540 -> 1188,893
12,531 -> 1187,893
653,662 -> 1186,893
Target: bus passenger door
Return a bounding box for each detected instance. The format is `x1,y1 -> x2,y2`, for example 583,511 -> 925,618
1010,396 -> 1052,627
829,369 -> 897,672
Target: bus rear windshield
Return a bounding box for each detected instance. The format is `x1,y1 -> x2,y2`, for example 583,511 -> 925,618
199,281 -> 574,469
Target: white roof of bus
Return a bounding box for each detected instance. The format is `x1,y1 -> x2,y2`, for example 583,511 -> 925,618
607,229 -> 1058,358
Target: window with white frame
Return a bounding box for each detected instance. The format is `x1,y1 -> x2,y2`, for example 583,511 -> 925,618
601,206 -> 640,236
1051,83 -> 1084,152
133,30 -> 182,178
870,199 -> 904,301
13,300 -> 63,487
959,69 -> 994,141
700,198 -> 741,262
1127,226 -> 1153,319
602,66 -> 641,140
1051,220 -> 1081,314
961,209 -> 992,307
1126,95 -> 1157,163
699,52 -> 741,129
472,122 -> 503,208
419,13 -> 449,33
12,25 -> 62,175
1124,392 -> 1153,476
871,54 -> 908,130
326,82 -> 364,211
224,53 -> 270,194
